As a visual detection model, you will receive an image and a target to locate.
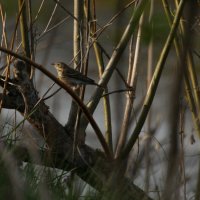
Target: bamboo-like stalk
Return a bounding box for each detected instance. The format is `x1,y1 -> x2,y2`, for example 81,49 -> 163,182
27,0 -> 35,79
144,0 -> 154,192
174,0 -> 200,137
91,0 -> 113,154
0,5 -> 10,113
112,0 -> 126,153
80,0 -> 149,132
162,0 -> 200,135
115,14 -> 144,158
179,107 -> 187,200
72,0 -> 88,151
120,0 -> 186,160
18,0 -> 31,75
162,2 -> 195,199
195,159 -> 200,200
66,0 -> 83,140
162,0 -> 200,138
73,0 -> 91,150
73,0 -> 82,67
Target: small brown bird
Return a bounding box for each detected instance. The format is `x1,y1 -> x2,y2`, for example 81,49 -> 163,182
52,62 -> 102,87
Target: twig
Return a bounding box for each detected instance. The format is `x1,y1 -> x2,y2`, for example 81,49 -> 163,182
92,0 -> 136,40
101,88 -> 135,97
115,13 -> 144,157
42,0 -> 59,34
120,0 -> 186,159
91,0 -> 113,154
80,0 -> 149,135
53,0 -> 79,22
0,47 -> 112,159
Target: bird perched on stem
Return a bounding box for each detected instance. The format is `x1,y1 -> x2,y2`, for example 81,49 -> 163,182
52,62 -> 103,88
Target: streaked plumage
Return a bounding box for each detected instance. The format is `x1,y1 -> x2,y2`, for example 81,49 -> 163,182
52,62 -> 101,87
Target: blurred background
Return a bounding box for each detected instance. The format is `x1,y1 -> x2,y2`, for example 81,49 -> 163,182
0,0 -> 200,199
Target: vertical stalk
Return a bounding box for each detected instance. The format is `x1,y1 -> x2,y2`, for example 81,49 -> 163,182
145,0 -> 154,192
27,0 -> 35,79
162,0 -> 200,136
195,159 -> 200,200
66,0 -> 83,135
18,0 -> 31,75
112,0 -> 124,146
163,2 -> 194,198
115,14 -> 144,158
79,0 -> 149,135
73,0 -> 82,67
175,0 -> 200,137
120,0 -> 186,159
0,5 -> 10,113
69,0 -> 85,151
91,0 -> 113,154
179,108 -> 187,200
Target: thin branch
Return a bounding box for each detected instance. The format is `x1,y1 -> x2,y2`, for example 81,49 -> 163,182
53,0 -> 79,22
42,0 -> 59,34
96,42 -> 130,88
0,47 -> 112,159
33,0 -> 46,22
163,0 -> 200,136
120,0 -> 186,159
92,0 -> 136,40
80,0 -> 149,134
115,13 -> 144,157
37,16 -> 70,41
91,0 -> 113,154
101,88 -> 135,97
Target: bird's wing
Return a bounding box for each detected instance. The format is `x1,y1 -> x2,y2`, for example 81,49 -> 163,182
68,68 -> 95,84
67,67 -> 83,77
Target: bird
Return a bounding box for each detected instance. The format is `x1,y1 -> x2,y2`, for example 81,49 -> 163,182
52,62 -> 103,88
